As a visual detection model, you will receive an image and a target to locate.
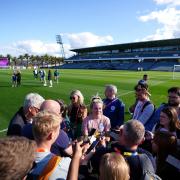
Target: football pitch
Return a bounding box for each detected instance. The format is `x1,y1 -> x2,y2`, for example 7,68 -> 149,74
0,69 -> 179,136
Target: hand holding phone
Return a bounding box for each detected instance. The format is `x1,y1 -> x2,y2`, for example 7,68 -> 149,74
85,139 -> 99,155
145,130 -> 154,140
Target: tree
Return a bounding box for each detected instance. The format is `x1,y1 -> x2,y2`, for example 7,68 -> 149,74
12,56 -> 17,66
30,55 -> 36,66
7,54 -> 12,65
35,55 -> 41,67
24,53 -> 30,68
49,56 -> 56,67
40,55 -> 44,68
51,56 -> 56,68
18,55 -> 24,66
43,54 -> 50,68
54,57 -> 58,68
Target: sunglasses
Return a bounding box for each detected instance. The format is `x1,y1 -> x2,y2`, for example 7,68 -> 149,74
135,88 -> 143,92
70,96 -> 75,100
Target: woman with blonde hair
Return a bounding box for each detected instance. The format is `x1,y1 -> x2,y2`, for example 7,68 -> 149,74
68,90 -> 87,139
82,96 -> 111,136
99,153 -> 130,180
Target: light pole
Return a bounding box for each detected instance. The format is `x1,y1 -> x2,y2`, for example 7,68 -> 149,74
56,35 -> 65,64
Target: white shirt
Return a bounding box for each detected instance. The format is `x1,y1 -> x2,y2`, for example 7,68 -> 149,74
133,100 -> 154,125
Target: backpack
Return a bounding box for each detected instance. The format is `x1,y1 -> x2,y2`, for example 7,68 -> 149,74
141,101 -> 157,131
139,154 -> 162,180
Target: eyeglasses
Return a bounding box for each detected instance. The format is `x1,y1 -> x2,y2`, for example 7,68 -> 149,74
135,88 -> 143,92
168,96 -> 178,99
33,106 -> 40,112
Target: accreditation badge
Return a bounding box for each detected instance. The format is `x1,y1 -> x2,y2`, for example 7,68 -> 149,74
111,106 -> 115,111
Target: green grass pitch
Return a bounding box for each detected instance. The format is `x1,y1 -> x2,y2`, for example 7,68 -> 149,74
0,69 -> 179,136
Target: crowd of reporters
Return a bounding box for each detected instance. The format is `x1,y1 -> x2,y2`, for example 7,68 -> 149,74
0,82 -> 180,180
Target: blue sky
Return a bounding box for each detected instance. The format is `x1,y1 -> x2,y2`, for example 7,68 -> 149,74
0,0 -> 180,57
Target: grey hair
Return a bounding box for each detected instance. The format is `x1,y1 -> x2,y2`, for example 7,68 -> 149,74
70,90 -> 84,105
23,93 -> 45,110
105,84 -> 117,95
123,120 -> 145,146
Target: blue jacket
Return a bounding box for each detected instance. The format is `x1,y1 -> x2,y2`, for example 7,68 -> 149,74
103,98 -> 125,128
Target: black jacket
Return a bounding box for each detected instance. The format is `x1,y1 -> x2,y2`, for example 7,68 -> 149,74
7,107 -> 27,136
89,142 -> 156,180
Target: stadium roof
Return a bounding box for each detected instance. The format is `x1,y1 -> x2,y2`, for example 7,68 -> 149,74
70,38 -> 180,53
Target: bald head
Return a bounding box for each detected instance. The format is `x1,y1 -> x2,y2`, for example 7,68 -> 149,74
40,100 -> 60,115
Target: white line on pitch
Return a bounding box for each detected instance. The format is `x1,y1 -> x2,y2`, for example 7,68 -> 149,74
0,128 -> 8,133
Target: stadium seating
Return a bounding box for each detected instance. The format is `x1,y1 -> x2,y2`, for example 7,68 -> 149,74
60,59 -> 180,72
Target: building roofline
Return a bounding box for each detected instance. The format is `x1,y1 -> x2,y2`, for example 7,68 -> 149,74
70,38 -> 180,53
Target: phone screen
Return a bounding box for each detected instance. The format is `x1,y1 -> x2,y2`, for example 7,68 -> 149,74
85,139 -> 99,155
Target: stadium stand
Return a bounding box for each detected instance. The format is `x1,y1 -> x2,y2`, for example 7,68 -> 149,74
62,38 -> 180,71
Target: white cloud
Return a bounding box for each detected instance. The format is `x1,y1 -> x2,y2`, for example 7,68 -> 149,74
64,32 -> 113,49
139,7 -> 180,24
154,0 -> 180,5
139,7 -> 180,40
14,40 -> 59,55
0,32 -> 113,58
0,40 -> 75,58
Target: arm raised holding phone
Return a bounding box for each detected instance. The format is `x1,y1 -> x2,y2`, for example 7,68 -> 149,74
67,141 -> 90,180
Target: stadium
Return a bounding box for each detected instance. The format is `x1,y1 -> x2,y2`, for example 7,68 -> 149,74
61,38 -> 180,72
1,0 -> 180,178
1,34 -> 179,125
0,37 -> 179,130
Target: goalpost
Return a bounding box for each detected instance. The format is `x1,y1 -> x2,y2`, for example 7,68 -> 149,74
173,65 -> 180,79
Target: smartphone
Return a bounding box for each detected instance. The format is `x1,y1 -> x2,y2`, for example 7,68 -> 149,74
85,139 -> 99,155
109,131 -> 119,141
88,128 -> 96,136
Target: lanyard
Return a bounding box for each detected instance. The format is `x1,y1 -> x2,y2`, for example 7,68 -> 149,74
114,147 -> 138,156
36,148 -> 49,152
104,98 -> 118,109
123,151 -> 138,156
